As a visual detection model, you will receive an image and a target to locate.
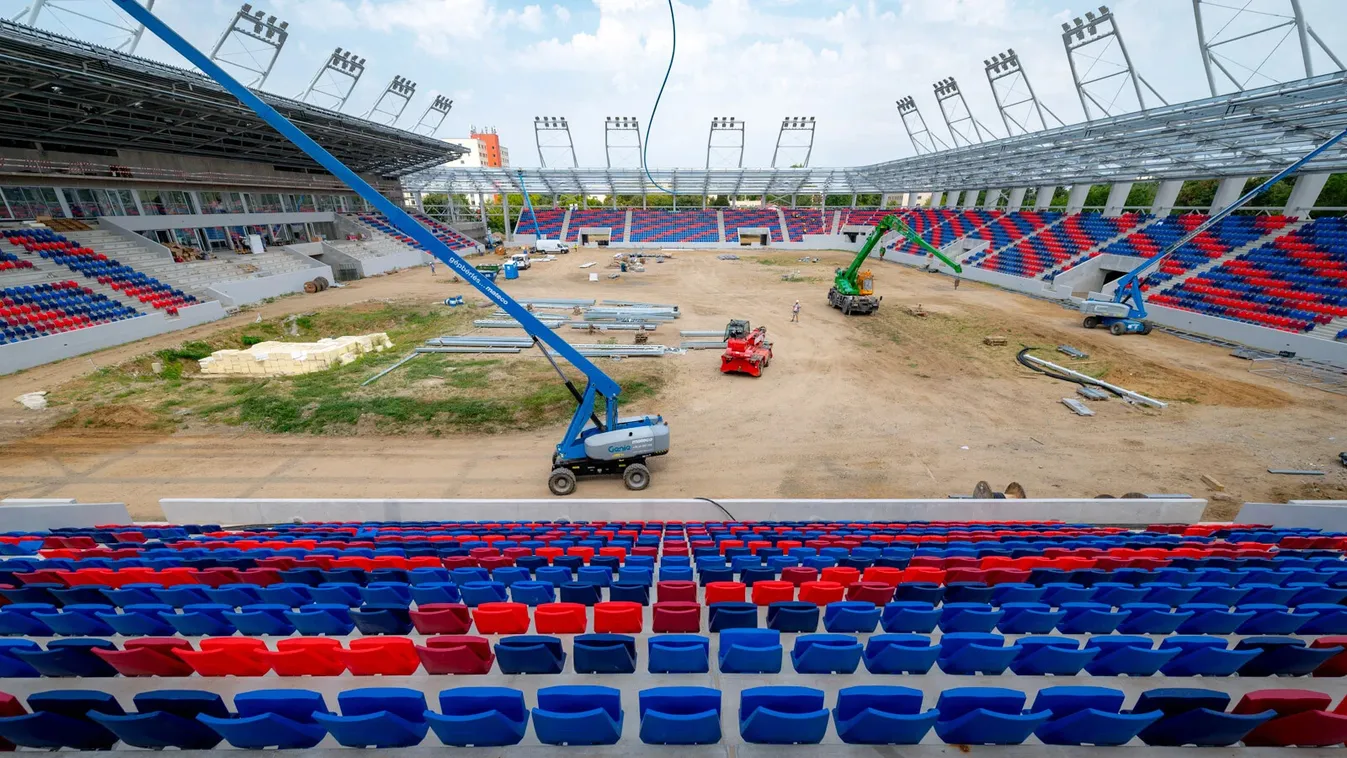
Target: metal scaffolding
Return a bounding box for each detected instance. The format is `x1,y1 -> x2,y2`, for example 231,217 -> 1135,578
208,3 -> 289,89
299,47 -> 365,111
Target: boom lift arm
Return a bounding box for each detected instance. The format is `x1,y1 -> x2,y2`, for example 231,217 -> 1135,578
1084,126 -> 1347,332
830,213 -> 962,315
112,0 -> 668,495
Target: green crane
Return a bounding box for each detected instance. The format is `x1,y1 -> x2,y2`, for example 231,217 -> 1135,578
829,214 -> 964,315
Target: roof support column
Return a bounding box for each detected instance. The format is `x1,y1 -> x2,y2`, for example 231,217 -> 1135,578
1285,172 -> 1330,218
478,193 -> 487,232
502,191 -> 511,243
928,191 -> 943,208
944,191 -> 961,209
1210,177 -> 1246,213
1151,180 -> 1181,216
983,189 -> 1003,209
1103,182 -> 1132,217
1006,187 -> 1027,212
1065,184 -> 1090,214
53,188 -> 73,219
962,191 -> 978,209
1034,185 -> 1055,211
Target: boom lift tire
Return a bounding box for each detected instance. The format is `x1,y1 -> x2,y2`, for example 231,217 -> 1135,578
548,468 -> 577,496
1083,316 -> 1099,329
1110,322 -> 1126,336
623,463 -> 651,491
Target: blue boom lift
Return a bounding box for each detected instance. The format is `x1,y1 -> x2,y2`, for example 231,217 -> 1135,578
112,0 -> 670,496
1080,127 -> 1347,335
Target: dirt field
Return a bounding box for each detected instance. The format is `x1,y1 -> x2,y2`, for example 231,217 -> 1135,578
2,247 -> 1345,521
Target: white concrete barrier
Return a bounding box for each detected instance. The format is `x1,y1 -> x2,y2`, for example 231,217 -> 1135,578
1235,500 -> 1347,529
0,499 -> 132,529
160,497 -> 1206,526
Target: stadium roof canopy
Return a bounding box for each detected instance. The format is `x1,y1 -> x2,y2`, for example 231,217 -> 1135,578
0,21 -> 465,178
406,71 -> 1347,197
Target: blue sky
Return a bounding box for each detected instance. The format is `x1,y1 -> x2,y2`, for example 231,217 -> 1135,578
7,0 -> 1347,169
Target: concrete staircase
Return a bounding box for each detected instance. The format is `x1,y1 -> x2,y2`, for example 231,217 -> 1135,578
1311,315 -> 1347,342
2,238 -> 147,313
1148,219 -> 1310,295
1035,215 -> 1165,281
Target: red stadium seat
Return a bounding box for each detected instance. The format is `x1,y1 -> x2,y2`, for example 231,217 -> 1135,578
655,580 -> 697,603
1236,690 -> 1347,747
846,582 -> 896,605
705,581 -> 746,604
652,601 -> 701,633
409,603 -> 473,634
798,580 -> 846,606
593,601 -> 643,633
416,635 -> 495,674
264,638 -> 347,676
751,580 -> 795,606
533,602 -> 588,634
336,637 -> 420,676
174,638 -> 271,677
92,638 -> 194,677
472,602 -> 531,634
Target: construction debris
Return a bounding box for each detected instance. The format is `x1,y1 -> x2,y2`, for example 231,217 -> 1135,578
781,271 -> 802,281
1267,469 -> 1325,476
579,262 -> 597,268
1062,397 -> 1095,416
717,254 -> 740,260
680,330 -> 724,337
200,333 -> 392,376
1057,344 -> 1089,359
798,256 -> 820,263
1076,386 -> 1110,401
1200,474 -> 1225,492
983,335 -> 1007,346
904,304 -> 928,317
1020,352 -> 1167,409
426,335 -> 671,358
681,341 -> 728,350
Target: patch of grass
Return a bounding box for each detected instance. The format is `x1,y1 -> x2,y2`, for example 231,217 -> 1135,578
48,300 -> 670,437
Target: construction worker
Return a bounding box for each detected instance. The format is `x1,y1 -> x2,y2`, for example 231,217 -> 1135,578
791,300 -> 801,323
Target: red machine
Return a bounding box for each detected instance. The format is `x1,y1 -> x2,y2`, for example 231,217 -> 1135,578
720,319 -> 773,377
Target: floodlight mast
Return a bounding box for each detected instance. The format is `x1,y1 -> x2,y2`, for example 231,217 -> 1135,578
1191,0 -> 1344,97
932,77 -> 993,147
364,76 -> 417,126
1061,5 -> 1165,121
706,117 -> 745,169
413,95 -> 454,137
26,0 -> 154,53
208,3 -> 289,88
534,116 -> 578,168
772,117 -> 816,168
604,116 -> 644,169
895,96 -> 946,155
300,47 -> 366,111
984,49 -> 1064,136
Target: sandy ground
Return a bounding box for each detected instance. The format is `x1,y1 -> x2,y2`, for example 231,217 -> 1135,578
2,247 -> 1345,520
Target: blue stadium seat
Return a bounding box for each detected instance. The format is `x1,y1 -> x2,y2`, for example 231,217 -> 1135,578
509,581 -> 556,606
460,581 -> 510,606
739,686 -> 829,745
766,601 -> 819,632
284,603 -> 354,635
409,582 -> 460,606
937,633 -> 1021,675
0,640 -> 40,677
358,581 -> 412,606
151,586 -> 210,607
719,628 -> 783,673
47,586 -> 109,606
933,687 -> 1050,745
879,601 -> 941,633
833,685 -> 938,745
532,685 -> 623,746
425,687 -> 528,747
1084,635 -> 1181,676
350,603 -> 413,635
100,584 -> 161,607
609,582 -> 650,604
86,690 -> 227,750
1091,582 -> 1149,606
1041,582 -> 1095,604
1235,636 -> 1343,676
32,604 -> 115,636
791,633 -> 863,674
573,634 -> 637,674
1176,602 -> 1256,634
1031,686 -> 1163,746
204,584 -> 262,607
160,604 -> 235,636
1134,689 -> 1274,746
991,582 -> 1044,604
638,687 -> 721,745
560,582 -> 603,605
1234,603 -> 1315,634
1117,602 -> 1194,634
98,604 -> 177,636
938,602 -> 1004,633
11,638 -> 117,677
1298,603 -> 1347,634
1010,636 -> 1098,675
892,582 -> 944,604
223,604 -> 295,636
708,601 -> 758,631
823,601 -> 881,633
198,690 -> 330,749
312,688 -> 429,748
1158,636 -> 1261,676
996,602 -> 1065,634
1141,582 -> 1201,606
495,635 -> 566,674
0,604 -> 55,636
0,690 -> 123,750
648,634 -> 710,674
863,634 -> 941,674
1057,602 -> 1128,634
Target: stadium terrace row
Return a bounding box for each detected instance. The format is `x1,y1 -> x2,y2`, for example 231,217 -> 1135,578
1,282 -> 140,345
353,213 -> 479,253
4,229 -> 195,316
7,684 -> 1347,748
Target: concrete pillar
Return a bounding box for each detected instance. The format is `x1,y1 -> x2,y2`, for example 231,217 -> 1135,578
1065,184 -> 1091,214
53,188 -> 73,219
1210,176 -> 1246,213
502,192 -> 511,243
477,193 -> 487,232
1151,180 -> 1182,216
984,189 -> 1003,209
962,191 -> 979,210
945,191 -> 962,208
1007,187 -> 1027,212
1285,172 -> 1330,218
928,191 -> 943,208
1034,185 -> 1055,210
1103,182 -> 1133,217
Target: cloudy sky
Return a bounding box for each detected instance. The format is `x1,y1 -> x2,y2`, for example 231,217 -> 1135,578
7,0 -> 1347,168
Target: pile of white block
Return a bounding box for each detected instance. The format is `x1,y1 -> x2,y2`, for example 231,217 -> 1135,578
198,333 -> 393,376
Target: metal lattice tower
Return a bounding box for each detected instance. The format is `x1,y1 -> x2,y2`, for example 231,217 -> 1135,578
23,0 -> 153,53
985,49 -> 1064,136
604,117 -> 643,169
412,95 -> 453,137
1192,0 -> 1344,97
208,3 -> 289,88
534,116 -> 577,168
932,77 -> 993,147
300,47 -> 365,111
364,75 -> 416,126
1062,6 -> 1166,121
772,116 -> 816,168
895,96 -> 946,155
706,117 -> 745,169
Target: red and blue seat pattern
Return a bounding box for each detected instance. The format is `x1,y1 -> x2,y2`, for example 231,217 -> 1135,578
4,519 -> 1347,748
968,211 -> 1061,256
513,208 -> 565,238
1,282 -> 140,345
721,209 -> 783,243
970,212 -> 1143,280
782,208 -> 830,240
357,213 -> 477,253
4,229 -> 193,314
408,212 -> 480,251
1151,216 -> 1346,334
564,209 -> 626,242
0,251 -> 35,273
630,210 -> 719,243
841,209 -> 908,227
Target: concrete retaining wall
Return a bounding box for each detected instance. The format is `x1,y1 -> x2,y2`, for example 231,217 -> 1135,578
1235,500 -> 1347,529
0,499 -> 132,529
202,262 -> 334,308
0,301 -> 227,375
159,497 -> 1206,526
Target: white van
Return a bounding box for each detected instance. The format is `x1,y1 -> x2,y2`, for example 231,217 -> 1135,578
534,239 -> 570,254
509,252 -> 532,270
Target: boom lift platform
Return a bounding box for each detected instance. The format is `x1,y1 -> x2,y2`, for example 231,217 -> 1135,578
831,214 -> 963,315
1081,126 -> 1347,336
112,0 -> 670,497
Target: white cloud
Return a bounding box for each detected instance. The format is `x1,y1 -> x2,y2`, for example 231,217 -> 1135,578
555,4 -> 571,22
